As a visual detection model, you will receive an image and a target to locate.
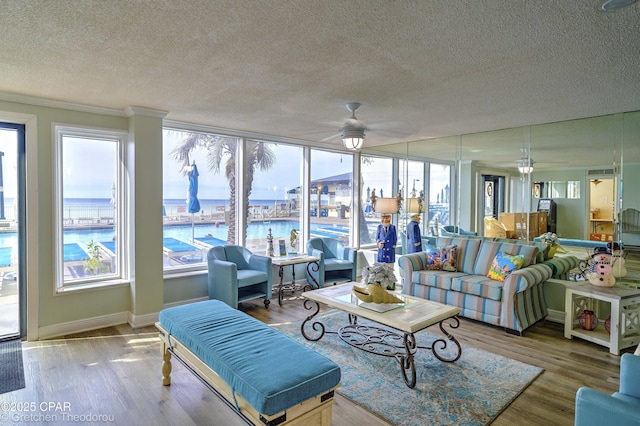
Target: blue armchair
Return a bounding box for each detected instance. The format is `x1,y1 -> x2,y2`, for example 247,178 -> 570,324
207,245 -> 272,309
306,237 -> 357,288
575,352 -> 640,426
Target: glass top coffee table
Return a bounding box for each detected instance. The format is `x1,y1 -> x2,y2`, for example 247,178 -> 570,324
301,283 -> 462,388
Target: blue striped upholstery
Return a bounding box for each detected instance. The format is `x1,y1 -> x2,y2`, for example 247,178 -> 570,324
413,270 -> 468,290
472,241 -> 539,275
436,237 -> 481,274
542,256 -> 580,279
399,237 -> 554,334
493,238 -> 548,263
451,275 -> 504,301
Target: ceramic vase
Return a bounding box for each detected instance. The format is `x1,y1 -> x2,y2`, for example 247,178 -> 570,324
578,310 -> 598,331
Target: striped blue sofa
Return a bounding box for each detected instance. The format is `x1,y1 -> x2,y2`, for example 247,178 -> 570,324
398,236 -> 555,335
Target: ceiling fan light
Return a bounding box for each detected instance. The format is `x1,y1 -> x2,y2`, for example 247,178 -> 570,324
517,158 -> 534,174
342,137 -> 364,150
341,126 -> 365,150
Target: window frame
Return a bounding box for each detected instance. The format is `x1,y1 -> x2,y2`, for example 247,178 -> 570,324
54,124 -> 129,292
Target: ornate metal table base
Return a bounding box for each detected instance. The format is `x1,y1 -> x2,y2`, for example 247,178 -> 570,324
275,260 -> 320,305
301,300 -> 462,388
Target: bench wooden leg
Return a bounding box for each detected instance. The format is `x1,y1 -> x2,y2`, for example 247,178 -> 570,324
162,343 -> 172,386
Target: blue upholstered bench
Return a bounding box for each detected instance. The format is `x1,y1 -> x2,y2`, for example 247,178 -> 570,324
156,300 -> 340,425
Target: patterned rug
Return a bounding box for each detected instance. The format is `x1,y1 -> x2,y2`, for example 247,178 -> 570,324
273,310 -> 543,426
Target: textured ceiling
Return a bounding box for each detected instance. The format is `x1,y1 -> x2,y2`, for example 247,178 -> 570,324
1,1 -> 639,168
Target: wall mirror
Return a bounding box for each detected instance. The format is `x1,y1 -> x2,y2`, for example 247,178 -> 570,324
370,111 -> 640,252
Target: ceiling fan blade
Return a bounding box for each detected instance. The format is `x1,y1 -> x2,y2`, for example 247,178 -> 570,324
319,133 -> 341,142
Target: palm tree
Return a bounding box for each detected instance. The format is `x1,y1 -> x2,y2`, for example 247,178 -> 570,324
171,133 -> 276,244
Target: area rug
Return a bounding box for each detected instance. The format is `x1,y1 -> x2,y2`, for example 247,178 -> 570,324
273,310 -> 543,426
0,339 -> 25,394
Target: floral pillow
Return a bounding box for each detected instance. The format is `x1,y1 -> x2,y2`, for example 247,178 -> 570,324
439,245 -> 458,272
424,245 -> 458,271
424,248 -> 442,270
487,251 -> 525,282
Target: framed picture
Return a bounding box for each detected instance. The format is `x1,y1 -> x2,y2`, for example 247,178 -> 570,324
278,239 -> 287,257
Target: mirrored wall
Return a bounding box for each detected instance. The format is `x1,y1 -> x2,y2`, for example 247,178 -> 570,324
368,110 -> 640,253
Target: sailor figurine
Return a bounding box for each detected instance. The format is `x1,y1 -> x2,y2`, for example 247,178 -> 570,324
376,214 -> 397,263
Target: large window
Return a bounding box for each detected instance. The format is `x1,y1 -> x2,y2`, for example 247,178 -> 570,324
162,128 -> 238,271
245,141 -> 303,254
55,126 -> 127,290
310,149 -> 353,246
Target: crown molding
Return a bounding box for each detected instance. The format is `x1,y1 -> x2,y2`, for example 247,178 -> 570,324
0,91 -> 126,117
125,106 -> 168,119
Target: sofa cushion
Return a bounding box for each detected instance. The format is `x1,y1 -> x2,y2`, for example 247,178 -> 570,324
473,240 -> 538,276
436,237 -> 481,274
451,274 -> 504,301
412,270 -> 468,290
487,252 -> 525,282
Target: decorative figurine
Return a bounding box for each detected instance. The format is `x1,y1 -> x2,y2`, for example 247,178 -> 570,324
376,214 -> 397,264
587,247 -> 615,287
289,229 -> 299,254
406,213 -> 423,253
352,283 -> 403,304
267,228 -> 274,257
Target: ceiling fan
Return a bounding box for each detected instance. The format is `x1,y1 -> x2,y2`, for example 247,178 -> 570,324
340,102 -> 366,150
315,102 -> 414,150
514,148 -> 570,173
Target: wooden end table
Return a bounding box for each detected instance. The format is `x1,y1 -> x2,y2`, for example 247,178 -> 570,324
550,278 -> 640,354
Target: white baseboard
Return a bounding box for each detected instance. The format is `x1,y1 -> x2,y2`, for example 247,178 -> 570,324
128,311 -> 159,328
546,308 -> 565,324
39,312 -> 129,340
162,296 -> 208,310
37,297 -> 212,339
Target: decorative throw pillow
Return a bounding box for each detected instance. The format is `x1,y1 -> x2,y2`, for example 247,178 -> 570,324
487,251 -> 525,282
424,249 -> 442,270
440,245 -> 458,272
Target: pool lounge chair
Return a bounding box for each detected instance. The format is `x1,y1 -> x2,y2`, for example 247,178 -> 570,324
191,236 -> 226,249
97,241 -> 117,272
63,243 -> 91,278
163,237 -> 203,265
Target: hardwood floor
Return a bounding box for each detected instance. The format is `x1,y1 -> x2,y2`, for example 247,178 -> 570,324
1,294 -> 633,426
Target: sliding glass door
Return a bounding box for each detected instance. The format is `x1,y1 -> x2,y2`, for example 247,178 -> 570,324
0,123 -> 24,339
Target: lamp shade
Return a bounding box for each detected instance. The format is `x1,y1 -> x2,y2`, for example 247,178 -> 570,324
373,197 -> 399,214
407,197 -> 424,214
